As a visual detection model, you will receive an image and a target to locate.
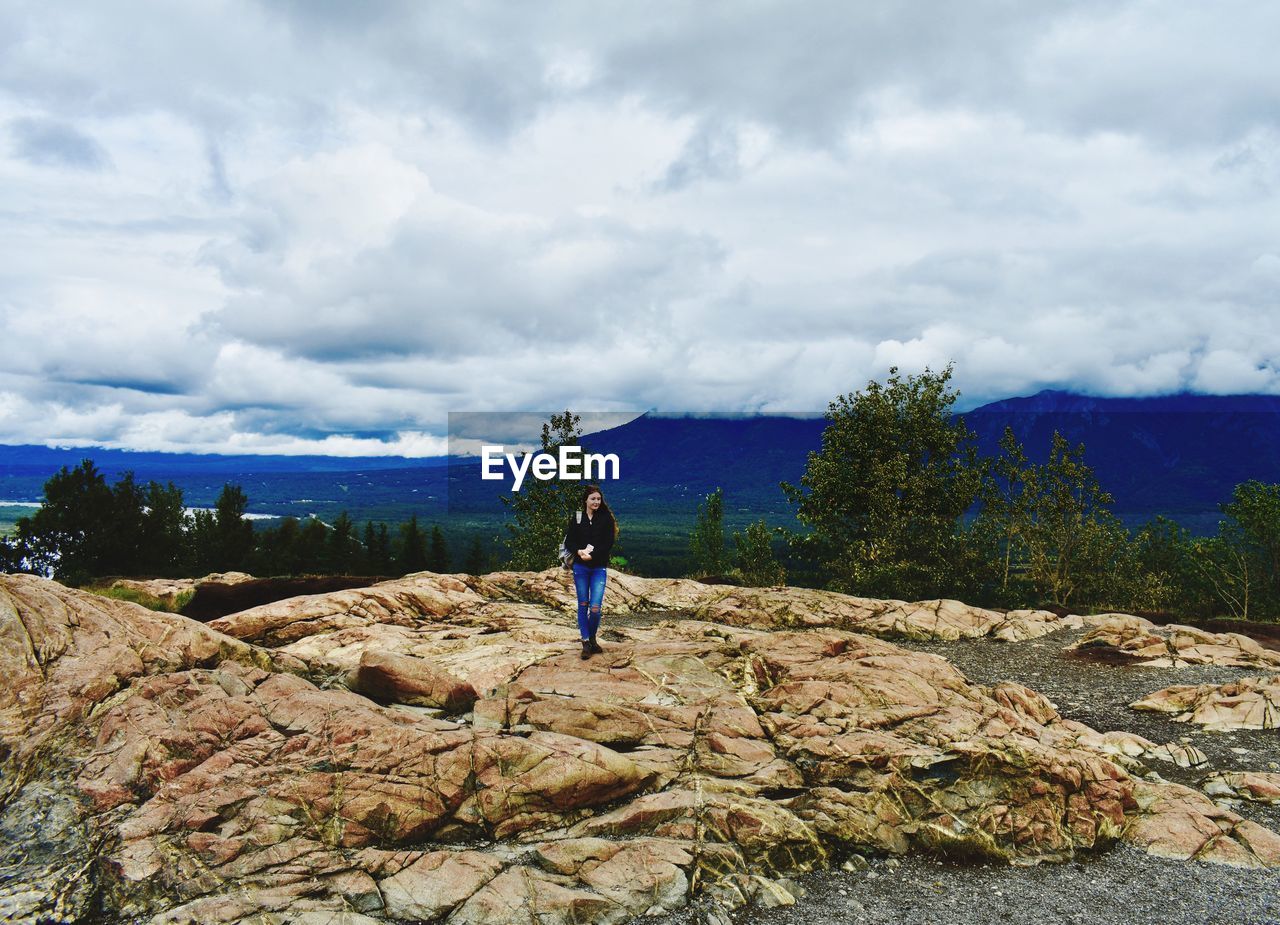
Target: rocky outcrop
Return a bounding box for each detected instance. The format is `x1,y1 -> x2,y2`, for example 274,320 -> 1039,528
3,570 -> 1279,925
1203,771 -> 1280,804
351,648 -> 479,713
1131,676 -> 1280,731
0,574 -> 302,924
1070,615 -> 1280,668
211,569 -> 1074,647
1123,780 -> 1280,866
108,572 -> 254,607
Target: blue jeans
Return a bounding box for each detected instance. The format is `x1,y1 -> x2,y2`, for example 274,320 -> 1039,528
572,562 -> 608,640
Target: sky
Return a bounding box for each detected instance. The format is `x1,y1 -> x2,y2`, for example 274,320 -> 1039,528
1,1 -> 1278,456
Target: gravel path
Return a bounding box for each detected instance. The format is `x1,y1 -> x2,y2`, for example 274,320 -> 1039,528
642,619 -> 1280,925
718,847 -> 1280,925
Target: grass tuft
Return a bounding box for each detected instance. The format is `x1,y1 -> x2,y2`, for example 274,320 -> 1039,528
84,584 -> 194,613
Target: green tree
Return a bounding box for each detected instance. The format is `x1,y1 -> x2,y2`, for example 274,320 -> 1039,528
210,484 -> 254,572
783,366 -> 983,599
102,472 -> 147,576
1129,516 -> 1196,588
250,516 -> 299,576
1019,433 -> 1128,607
1188,482 -> 1280,620
0,534 -> 28,574
364,521 -> 393,574
503,410 -> 583,570
969,427 -> 1034,605
1113,516 -> 1198,615
428,525 -> 450,573
397,515 -> 428,574
689,488 -> 727,576
188,509 -> 218,575
8,462 -> 172,583
1189,534 -> 1253,619
462,536 -> 491,575
14,460 -> 119,583
733,520 -> 785,587
296,517 -> 329,573
139,480 -> 189,577
1222,481 -> 1280,618
276,517 -> 302,574
328,512 -> 361,574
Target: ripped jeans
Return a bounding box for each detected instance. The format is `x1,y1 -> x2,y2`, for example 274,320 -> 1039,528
571,561 -> 608,640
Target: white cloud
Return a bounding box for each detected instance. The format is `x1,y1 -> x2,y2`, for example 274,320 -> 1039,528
0,2 -> 1277,455
1192,350 -> 1277,394
0,390 -> 448,456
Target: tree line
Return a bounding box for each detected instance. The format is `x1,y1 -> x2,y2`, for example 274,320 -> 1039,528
5,370 -> 1280,622
685,366 -> 1280,621
0,460 -> 489,586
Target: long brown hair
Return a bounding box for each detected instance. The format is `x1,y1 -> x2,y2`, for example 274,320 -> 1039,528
580,484 -> 619,538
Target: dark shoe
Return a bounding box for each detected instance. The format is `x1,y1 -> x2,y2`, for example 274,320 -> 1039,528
580,640 -> 592,660
589,635 -> 604,654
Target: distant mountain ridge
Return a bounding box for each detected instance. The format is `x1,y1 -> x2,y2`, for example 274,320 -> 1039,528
0,444 -> 438,476
2,391 -> 1278,534
964,391 -> 1280,530
971,390 -> 1280,414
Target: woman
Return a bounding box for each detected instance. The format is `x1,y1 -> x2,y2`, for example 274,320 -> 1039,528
564,484 -> 617,659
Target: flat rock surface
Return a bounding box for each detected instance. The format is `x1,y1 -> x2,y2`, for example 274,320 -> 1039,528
4,570 -> 1280,925
1132,675 -> 1280,732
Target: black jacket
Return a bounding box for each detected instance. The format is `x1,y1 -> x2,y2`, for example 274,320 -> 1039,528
564,508 -> 615,566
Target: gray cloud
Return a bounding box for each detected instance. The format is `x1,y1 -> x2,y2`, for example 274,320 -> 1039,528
655,119 -> 744,192
3,3 -> 1272,147
8,116 -> 107,169
204,138 -> 232,202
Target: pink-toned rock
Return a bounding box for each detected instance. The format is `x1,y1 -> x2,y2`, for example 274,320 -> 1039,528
8,570 -> 1280,925
1072,615 -> 1280,669
690,587 -> 1016,641
146,879 -> 384,924
991,609 -> 1083,642
448,866 -> 624,925
351,648 -> 478,713
1203,771 -> 1280,804
1049,725 -> 1212,771
0,573 -> 297,793
208,573 -> 488,645
471,570 -> 1075,642
1124,780 -> 1280,866
57,648 -> 647,920
378,850 -> 506,921
1131,676 -> 1280,731
109,572 -> 256,608
571,788 -> 826,876
532,838 -> 693,915
455,730 -> 653,837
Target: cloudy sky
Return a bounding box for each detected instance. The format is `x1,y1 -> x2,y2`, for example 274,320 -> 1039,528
2,1 -> 1278,456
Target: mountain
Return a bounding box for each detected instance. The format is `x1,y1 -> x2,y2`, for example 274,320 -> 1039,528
562,393 -> 1280,531
0,444 -> 440,477
3,391 -> 1279,537
964,391 -> 1280,530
